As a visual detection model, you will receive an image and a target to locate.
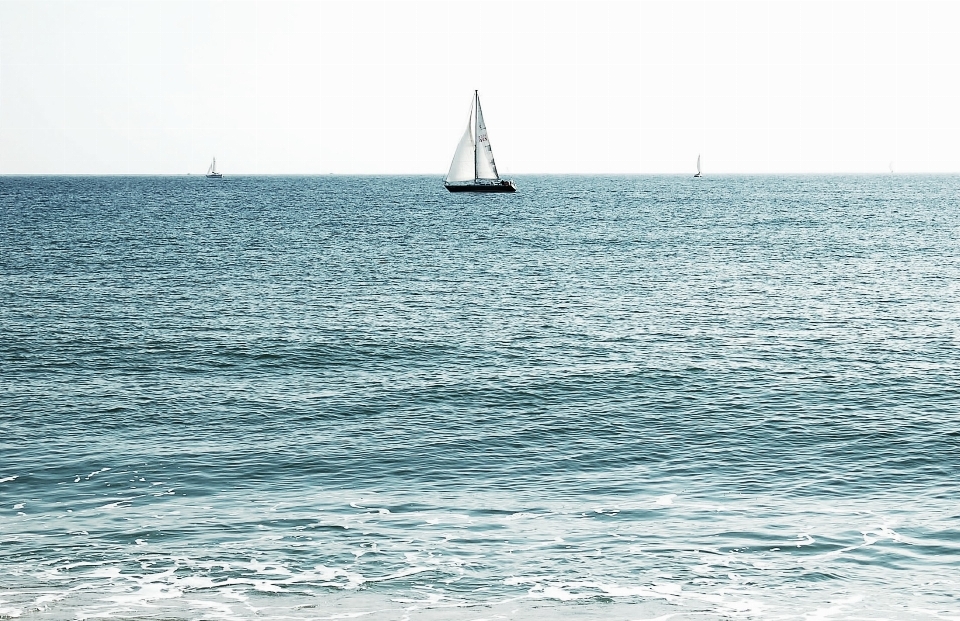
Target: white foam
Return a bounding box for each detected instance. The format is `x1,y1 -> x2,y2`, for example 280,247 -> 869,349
98,500 -> 134,510
504,512 -> 539,521
533,584 -> 588,601
252,581 -> 282,592
597,583 -> 676,599
0,475 -> 18,484
650,583 -> 682,596
86,468 -> 110,480
184,598 -> 236,616
103,582 -> 183,605
34,593 -> 65,607
504,575 -> 553,586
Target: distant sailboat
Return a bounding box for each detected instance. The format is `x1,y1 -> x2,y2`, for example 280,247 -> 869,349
693,154 -> 702,178
889,161 -> 894,174
206,157 -> 222,179
444,91 -> 516,193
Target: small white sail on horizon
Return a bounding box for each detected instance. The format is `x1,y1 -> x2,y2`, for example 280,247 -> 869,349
206,157 -> 222,178
694,154 -> 702,178
444,91 -> 515,192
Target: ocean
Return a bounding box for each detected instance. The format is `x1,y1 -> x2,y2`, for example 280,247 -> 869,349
1,175 -> 959,620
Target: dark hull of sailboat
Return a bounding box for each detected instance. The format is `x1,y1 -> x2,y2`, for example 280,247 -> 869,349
206,173 -> 223,178
445,180 -> 516,193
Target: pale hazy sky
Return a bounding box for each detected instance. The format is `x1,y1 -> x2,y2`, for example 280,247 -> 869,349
1,1 -> 958,174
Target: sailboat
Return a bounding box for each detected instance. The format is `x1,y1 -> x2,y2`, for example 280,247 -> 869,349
444,91 -> 516,192
693,154 -> 702,178
206,157 -> 222,179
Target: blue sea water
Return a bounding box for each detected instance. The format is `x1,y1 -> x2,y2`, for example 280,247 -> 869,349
1,175 -> 959,620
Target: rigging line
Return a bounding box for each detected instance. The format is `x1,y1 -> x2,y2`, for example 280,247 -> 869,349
474,90 -> 479,182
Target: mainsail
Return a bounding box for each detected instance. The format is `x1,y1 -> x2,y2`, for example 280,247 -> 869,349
208,158 -> 217,175
474,96 -> 499,180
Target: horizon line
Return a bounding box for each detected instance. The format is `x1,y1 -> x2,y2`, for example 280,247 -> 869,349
0,172 -> 953,177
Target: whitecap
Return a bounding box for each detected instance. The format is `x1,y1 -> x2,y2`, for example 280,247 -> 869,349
504,575 -> 554,586
651,583 -> 682,596
176,576 -> 216,590
305,565 -> 367,589
252,581 -> 282,592
86,468 -> 110,480
596,583 -> 669,598
103,583 -> 183,605
247,559 -> 291,575
98,500 -> 133,510
184,599 -> 235,615
0,475 -> 18,484
804,603 -> 845,621
217,587 -> 247,602
34,593 -> 65,606
504,512 -> 539,521
533,584 -> 587,601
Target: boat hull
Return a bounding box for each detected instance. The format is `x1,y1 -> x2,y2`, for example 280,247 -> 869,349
206,173 -> 223,178
445,180 -> 516,193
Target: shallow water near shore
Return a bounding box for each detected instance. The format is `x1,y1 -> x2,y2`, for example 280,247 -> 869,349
2,174 -> 959,619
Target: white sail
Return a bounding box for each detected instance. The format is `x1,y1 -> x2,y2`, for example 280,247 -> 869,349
444,91 -> 515,191
474,96 -> 499,180
697,154 -> 700,175
446,120 -> 475,182
207,158 -> 215,174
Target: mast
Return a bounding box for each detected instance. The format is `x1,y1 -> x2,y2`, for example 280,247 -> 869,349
474,90 -> 479,182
